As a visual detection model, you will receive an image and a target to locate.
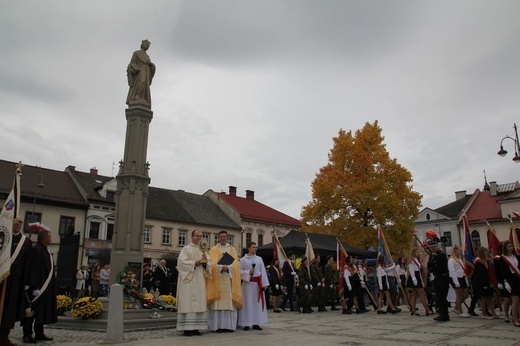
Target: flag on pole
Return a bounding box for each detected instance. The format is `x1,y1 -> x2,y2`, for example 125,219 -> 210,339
377,225 -> 393,265
509,224 -> 520,253
272,234 -> 287,269
462,215 -> 476,278
485,221 -> 500,257
336,239 -> 348,296
0,166 -> 21,283
304,234 -> 315,276
484,221 -> 500,288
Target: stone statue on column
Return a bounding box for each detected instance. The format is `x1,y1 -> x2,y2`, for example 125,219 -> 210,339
126,40 -> 156,108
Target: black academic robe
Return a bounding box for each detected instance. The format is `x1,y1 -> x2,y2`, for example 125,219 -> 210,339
28,242 -> 57,325
0,233 -> 32,329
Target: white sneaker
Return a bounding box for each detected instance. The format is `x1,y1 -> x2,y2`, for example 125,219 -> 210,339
459,312 -> 470,318
451,309 -> 460,316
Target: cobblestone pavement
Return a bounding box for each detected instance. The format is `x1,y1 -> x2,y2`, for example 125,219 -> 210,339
8,306 -> 520,346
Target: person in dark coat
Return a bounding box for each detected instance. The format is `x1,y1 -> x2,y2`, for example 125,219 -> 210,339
472,247 -> 499,319
22,230 -> 57,343
427,239 -> 450,322
298,256 -> 312,313
268,258 -> 283,313
324,255 -> 339,310
311,254 -> 326,312
280,251 -> 298,311
0,217 -> 32,346
153,260 -> 171,295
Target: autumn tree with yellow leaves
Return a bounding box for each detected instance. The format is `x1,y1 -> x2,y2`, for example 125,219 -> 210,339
301,121 -> 422,256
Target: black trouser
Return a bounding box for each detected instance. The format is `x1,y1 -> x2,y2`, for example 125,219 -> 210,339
0,327 -> 11,339
434,279 -> 449,317
22,316 -> 44,338
281,280 -> 294,309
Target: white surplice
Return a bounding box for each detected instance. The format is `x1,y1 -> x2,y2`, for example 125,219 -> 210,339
238,254 -> 268,327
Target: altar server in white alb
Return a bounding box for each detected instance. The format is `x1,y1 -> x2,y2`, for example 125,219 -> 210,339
176,230 -> 213,337
238,241 -> 269,331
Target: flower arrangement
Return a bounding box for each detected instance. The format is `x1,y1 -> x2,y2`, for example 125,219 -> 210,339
71,297 -> 103,320
56,295 -> 72,315
116,267 -> 140,290
159,295 -> 176,306
126,289 -> 164,310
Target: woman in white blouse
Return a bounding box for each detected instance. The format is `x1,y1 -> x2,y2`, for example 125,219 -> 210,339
407,248 -> 433,316
448,245 -> 470,317
376,254 -> 400,314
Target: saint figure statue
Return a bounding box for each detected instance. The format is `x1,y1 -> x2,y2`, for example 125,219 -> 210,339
126,39 -> 155,107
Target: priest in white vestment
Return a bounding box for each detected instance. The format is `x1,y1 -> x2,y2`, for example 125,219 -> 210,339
238,242 -> 269,330
207,231 -> 242,332
176,230 -> 213,336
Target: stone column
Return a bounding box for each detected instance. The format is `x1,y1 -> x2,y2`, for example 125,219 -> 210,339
109,104 -> 152,284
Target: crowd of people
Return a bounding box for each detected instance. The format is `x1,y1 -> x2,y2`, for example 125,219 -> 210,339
2,219 -> 519,345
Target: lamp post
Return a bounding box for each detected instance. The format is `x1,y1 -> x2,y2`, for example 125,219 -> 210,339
29,168 -> 45,237
498,123 -> 520,163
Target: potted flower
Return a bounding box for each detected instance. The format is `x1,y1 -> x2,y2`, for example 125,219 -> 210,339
71,297 -> 103,320
159,295 -> 176,307
56,295 -> 72,315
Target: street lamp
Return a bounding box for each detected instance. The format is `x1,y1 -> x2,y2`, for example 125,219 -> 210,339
29,168 -> 45,237
498,123 -> 520,163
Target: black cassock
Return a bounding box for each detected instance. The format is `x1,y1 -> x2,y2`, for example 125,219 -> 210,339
0,233 -> 32,329
27,242 -> 57,325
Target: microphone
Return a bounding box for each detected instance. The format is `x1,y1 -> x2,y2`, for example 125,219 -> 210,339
251,263 -> 256,276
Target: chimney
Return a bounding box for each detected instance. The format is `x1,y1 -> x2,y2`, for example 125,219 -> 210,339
68,165 -> 76,172
455,190 -> 466,201
246,190 -> 255,200
489,181 -> 498,196
90,167 -> 98,176
229,186 -> 237,196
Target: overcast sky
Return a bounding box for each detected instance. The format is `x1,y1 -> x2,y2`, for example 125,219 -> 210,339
1,1 -> 520,220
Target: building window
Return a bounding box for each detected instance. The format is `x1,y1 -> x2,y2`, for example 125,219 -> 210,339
442,231 -> 452,246
106,223 -> 114,241
58,216 -> 75,236
178,230 -> 187,246
106,191 -> 115,202
162,228 -> 171,245
246,232 -> 252,244
471,230 -> 481,249
227,235 -> 234,247
214,234 -> 219,245
24,212 -> 41,234
89,222 -> 101,239
143,226 -> 151,243
258,234 -> 264,246
203,233 -> 210,245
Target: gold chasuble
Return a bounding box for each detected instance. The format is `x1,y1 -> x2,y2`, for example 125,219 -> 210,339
207,244 -> 242,309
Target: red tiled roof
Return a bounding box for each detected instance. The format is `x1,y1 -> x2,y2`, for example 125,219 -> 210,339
465,190 -> 504,223
215,192 -> 301,227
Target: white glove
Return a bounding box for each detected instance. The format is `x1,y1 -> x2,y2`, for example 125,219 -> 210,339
317,282 -> 321,287
275,284 -> 279,290
465,278 -> 469,287
454,279 -> 460,288
32,289 -> 41,296
295,275 -> 299,280
347,285 -> 352,291
309,284 -> 313,290
379,285 -> 383,291
498,283 -> 504,290
361,281 -> 366,289
330,284 -> 334,289
413,279 -> 418,287
505,282 -> 512,293
291,271 -> 296,276
304,284 -> 309,290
